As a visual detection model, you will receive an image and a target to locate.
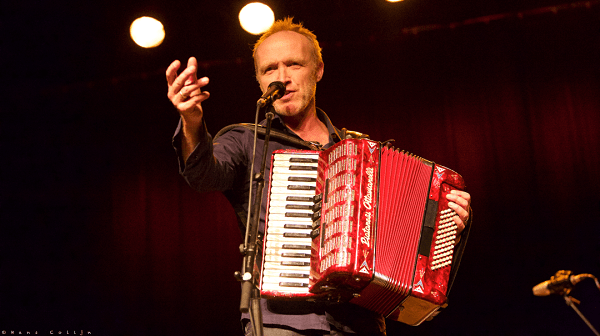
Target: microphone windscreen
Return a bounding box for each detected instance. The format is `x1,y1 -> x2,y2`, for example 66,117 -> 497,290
269,81 -> 285,98
532,281 -> 551,296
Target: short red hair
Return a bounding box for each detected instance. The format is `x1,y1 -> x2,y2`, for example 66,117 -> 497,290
252,17 -> 323,74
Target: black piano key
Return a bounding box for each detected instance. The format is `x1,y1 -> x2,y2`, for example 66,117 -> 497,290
284,223 -> 312,230
313,194 -> 323,203
285,212 -> 313,218
286,204 -> 313,210
281,244 -> 311,250
289,165 -> 318,171
287,185 -> 316,191
280,272 -> 310,278
287,196 -> 314,202
283,232 -> 311,238
312,218 -> 321,230
279,282 -> 309,288
288,176 -> 317,182
281,261 -> 311,267
310,228 -> 320,239
289,158 -> 319,163
281,252 -> 311,258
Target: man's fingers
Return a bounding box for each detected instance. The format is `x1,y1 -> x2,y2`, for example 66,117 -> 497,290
173,65 -> 197,89
166,60 -> 181,86
168,66 -> 199,100
173,92 -> 210,119
175,89 -> 210,104
448,201 -> 468,219
447,190 -> 471,231
177,91 -> 210,107
447,190 -> 470,210
192,90 -> 210,102
166,58 -> 211,117
446,201 -> 468,236
175,78 -> 209,99
449,189 -> 471,202
187,57 -> 199,84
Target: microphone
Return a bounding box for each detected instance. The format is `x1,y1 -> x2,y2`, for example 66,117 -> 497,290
257,81 -> 286,107
533,270 -> 589,296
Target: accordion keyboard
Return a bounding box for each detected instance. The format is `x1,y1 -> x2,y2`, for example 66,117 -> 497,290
261,153 -> 320,294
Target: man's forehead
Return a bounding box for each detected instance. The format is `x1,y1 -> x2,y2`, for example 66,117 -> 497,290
255,31 -> 312,62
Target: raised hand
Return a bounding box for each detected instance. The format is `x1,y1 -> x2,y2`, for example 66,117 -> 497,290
166,57 -> 210,123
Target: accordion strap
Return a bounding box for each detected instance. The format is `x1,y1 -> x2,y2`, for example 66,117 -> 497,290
214,123 -> 323,151
448,209 -> 472,295
426,210 -> 471,321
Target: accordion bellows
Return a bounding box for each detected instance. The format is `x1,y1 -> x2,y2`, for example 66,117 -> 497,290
259,139 -> 465,325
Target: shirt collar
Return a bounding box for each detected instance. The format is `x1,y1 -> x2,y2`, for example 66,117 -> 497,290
266,107 -> 342,149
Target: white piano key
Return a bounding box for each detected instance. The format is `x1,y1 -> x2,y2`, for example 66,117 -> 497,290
266,227 -> 312,235
263,261 -> 311,270
264,249 -> 311,258
262,276 -> 310,285
264,241 -> 312,250
269,194 -> 315,202
271,180 -> 317,188
262,269 -> 310,277
273,154 -> 320,162
265,237 -> 312,244
270,186 -> 316,196
263,222 -> 313,230
272,167 -> 318,176
266,234 -> 311,242
271,175 -> 317,183
265,254 -> 310,266
261,283 -> 310,293
268,213 -> 313,222
268,206 -> 314,215
268,200 -> 314,209
272,160 -> 319,167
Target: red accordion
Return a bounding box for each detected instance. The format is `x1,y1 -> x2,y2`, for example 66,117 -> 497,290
259,138 -> 465,325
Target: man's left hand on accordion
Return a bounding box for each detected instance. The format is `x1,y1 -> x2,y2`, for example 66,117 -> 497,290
446,190 -> 472,237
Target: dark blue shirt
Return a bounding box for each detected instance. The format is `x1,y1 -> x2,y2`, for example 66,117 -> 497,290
173,108 -> 386,334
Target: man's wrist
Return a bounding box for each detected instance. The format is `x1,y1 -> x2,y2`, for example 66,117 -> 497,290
181,116 -> 206,163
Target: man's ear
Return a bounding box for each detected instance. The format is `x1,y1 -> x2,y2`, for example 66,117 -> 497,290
315,62 -> 324,82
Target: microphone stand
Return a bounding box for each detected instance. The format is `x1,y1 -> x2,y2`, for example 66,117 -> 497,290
563,293 -> 600,336
235,100 -> 277,336
536,271 -> 600,335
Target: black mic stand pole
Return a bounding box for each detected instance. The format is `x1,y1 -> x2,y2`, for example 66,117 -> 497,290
236,100 -> 277,336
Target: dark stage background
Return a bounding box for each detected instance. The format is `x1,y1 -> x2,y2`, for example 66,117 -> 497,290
2,1 -> 600,335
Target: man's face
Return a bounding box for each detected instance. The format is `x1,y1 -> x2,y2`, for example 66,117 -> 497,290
254,31 -> 324,118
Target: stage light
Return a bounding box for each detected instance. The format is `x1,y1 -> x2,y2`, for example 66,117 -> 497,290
130,16 -> 165,48
239,2 -> 275,35
387,0 -> 404,2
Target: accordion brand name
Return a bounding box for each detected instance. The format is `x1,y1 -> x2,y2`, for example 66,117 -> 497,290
361,167 -> 375,246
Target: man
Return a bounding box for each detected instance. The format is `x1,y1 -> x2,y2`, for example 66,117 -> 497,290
166,18 -> 471,335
